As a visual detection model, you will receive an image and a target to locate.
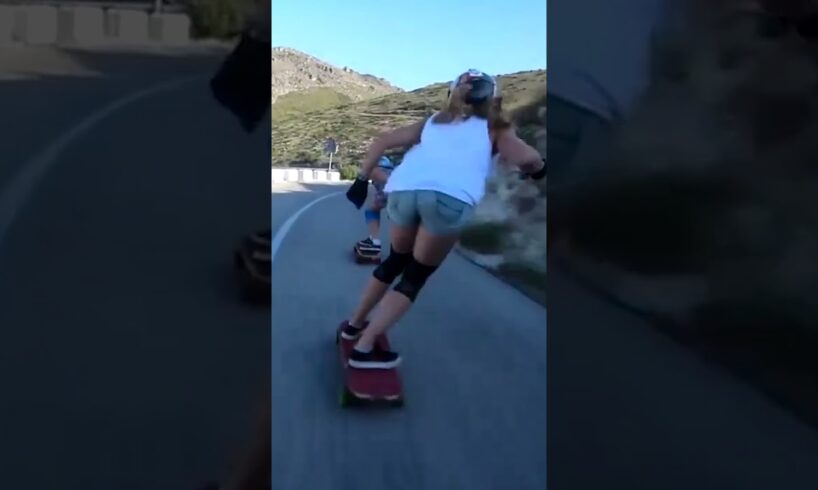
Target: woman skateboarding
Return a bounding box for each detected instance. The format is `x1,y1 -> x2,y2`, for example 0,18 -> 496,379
341,69 -> 546,369
354,156 -> 395,258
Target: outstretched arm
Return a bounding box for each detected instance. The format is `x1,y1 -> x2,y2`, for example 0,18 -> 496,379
494,127 -> 545,177
358,119 -> 426,179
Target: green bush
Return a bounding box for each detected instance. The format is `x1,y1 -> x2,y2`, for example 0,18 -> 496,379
187,0 -> 247,39
460,223 -> 510,255
339,164 -> 358,181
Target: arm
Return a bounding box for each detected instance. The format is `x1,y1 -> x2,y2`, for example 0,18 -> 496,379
358,119 -> 426,179
493,127 -> 545,175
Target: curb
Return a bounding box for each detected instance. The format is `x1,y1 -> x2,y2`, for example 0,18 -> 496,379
1,4 -> 194,47
271,167 -> 342,185
454,244 -> 546,308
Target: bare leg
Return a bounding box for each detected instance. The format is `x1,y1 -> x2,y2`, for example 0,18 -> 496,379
348,223 -> 417,326
348,278 -> 389,327
355,227 -> 459,350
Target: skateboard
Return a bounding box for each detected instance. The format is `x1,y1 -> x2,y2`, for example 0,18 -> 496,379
233,234 -> 270,305
352,245 -> 382,265
335,321 -> 404,408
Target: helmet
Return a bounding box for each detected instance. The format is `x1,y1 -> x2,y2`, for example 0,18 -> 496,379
448,69 -> 497,106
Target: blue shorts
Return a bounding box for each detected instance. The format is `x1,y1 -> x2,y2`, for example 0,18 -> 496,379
386,190 -> 474,236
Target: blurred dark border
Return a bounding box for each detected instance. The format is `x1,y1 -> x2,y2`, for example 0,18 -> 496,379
547,0 -> 818,488
0,2 -> 270,489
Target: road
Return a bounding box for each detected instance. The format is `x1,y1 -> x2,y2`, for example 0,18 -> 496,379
2,45 -> 817,490
270,182 -> 818,490
0,47 -> 270,489
269,183 -> 547,490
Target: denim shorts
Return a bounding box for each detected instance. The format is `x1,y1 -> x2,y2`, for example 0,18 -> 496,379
386,190 -> 474,236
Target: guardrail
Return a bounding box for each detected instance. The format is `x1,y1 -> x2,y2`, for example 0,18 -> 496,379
0,2 -> 190,46
271,167 -> 344,185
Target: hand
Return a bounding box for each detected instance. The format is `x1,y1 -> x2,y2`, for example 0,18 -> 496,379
528,159 -> 546,180
346,177 -> 369,209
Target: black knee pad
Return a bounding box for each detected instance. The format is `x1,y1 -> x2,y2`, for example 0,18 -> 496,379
373,247 -> 411,284
394,258 -> 439,302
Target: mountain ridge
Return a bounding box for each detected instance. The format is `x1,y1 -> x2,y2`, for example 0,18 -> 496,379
271,68 -> 546,167
271,47 -> 402,106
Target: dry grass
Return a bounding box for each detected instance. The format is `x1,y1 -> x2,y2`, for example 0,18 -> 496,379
271,70 -> 547,167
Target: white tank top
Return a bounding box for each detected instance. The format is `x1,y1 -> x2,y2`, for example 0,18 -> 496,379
384,113 -> 494,205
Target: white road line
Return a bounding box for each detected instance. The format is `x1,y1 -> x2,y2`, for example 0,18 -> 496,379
0,75 -> 203,247
269,191 -> 344,265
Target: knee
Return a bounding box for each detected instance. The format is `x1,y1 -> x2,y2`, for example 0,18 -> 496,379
393,258 -> 439,302
372,247 -> 411,284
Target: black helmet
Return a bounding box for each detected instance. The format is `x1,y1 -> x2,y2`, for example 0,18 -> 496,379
448,69 -> 497,106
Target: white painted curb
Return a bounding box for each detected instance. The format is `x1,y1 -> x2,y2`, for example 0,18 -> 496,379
3,4 -> 192,47
271,167 -> 343,185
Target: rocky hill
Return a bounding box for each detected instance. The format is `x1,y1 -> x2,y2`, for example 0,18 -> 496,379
271,47 -> 402,116
271,69 -> 546,166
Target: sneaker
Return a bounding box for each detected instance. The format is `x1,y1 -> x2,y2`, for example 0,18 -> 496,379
356,237 -> 381,254
340,321 -> 368,340
348,343 -> 401,370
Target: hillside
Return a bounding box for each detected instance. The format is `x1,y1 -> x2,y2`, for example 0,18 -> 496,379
271,69 -> 546,167
271,47 -> 402,119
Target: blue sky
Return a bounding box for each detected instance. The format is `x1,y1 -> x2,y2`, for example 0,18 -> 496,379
271,0 -> 546,90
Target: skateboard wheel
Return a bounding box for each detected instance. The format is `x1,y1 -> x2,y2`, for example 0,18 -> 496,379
388,398 -> 405,408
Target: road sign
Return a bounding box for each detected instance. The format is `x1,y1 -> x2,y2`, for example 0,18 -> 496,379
325,138 -> 337,155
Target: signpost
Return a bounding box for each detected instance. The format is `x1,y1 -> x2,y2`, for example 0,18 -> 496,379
325,137 -> 338,171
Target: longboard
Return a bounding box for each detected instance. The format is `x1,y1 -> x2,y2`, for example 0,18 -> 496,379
233,237 -> 271,305
335,322 -> 404,407
352,245 -> 382,265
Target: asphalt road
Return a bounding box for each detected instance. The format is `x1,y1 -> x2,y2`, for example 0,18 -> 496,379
0,47 -> 270,490
269,183 -> 548,490
270,184 -> 818,490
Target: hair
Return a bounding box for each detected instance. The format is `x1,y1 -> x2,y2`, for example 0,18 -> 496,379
431,88 -> 512,132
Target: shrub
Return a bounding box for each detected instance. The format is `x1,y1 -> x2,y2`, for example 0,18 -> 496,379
339,164 -> 358,181
186,0 -> 247,39
460,223 -> 510,255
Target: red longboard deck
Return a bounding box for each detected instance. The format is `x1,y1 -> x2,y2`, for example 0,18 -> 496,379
336,325 -> 402,402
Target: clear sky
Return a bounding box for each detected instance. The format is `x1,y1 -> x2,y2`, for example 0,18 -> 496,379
271,0 -> 546,90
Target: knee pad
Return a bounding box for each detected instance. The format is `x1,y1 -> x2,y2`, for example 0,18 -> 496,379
364,209 -> 381,223
394,258 -> 439,302
373,247 -> 411,284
